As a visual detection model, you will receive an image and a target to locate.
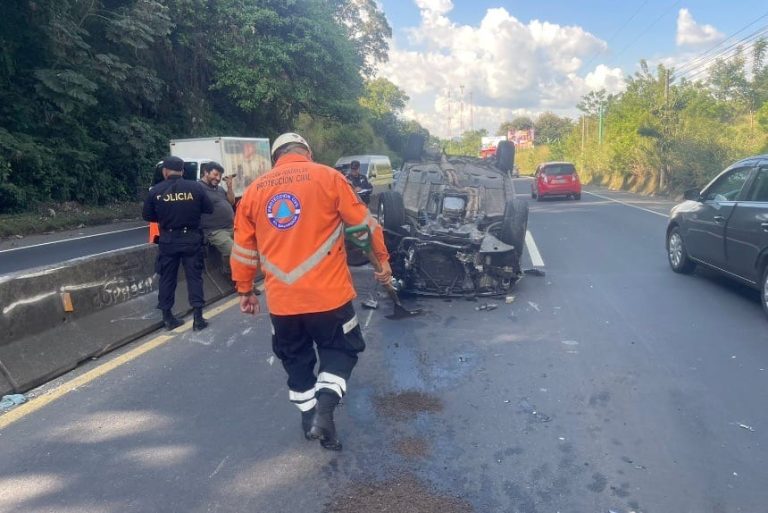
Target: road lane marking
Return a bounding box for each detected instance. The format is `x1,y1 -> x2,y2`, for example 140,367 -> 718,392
0,226 -> 147,254
0,296 -> 242,430
525,230 -> 545,267
584,191 -> 669,218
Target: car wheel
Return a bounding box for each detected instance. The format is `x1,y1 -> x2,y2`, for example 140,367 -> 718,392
536,193 -> 542,202
667,226 -> 695,274
531,188 -> 537,199
574,193 -> 581,200
501,199 -> 529,273
762,266 -> 768,318
378,190 -> 406,232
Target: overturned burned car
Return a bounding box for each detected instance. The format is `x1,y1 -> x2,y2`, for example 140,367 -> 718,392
376,137 -> 528,297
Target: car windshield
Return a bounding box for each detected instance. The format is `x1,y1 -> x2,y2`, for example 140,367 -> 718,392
544,164 -> 575,175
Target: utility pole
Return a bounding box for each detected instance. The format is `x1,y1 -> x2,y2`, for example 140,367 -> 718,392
469,90 -> 474,131
660,68 -> 670,191
447,89 -> 452,141
459,85 -> 465,135
598,104 -> 604,145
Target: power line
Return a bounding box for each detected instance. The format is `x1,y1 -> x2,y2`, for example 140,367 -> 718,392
675,10 -> 768,74
582,0 -> 650,71
676,26 -> 768,81
610,0 -> 682,64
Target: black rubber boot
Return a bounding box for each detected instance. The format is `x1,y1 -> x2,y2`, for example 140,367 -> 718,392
309,392 -> 342,451
162,309 -> 183,331
192,307 -> 208,331
301,408 -> 315,441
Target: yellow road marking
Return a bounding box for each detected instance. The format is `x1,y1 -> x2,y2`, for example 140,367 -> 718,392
0,296 -> 242,430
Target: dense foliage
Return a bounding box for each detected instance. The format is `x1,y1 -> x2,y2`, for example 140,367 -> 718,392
561,52 -> 768,193
0,0 -> 417,214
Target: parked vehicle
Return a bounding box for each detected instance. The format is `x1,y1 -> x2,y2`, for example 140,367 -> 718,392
666,154 -> 768,315
531,161 -> 581,200
376,136 -> 528,297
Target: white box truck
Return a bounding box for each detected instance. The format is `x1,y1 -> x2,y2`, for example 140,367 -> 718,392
147,137 -> 271,243
167,137 -> 272,198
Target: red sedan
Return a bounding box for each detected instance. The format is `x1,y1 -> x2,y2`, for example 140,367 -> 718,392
531,161 -> 581,200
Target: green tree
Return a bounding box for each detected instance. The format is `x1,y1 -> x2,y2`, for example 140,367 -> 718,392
360,78 -> 409,117
497,117 -> 534,135
534,112 -> 573,144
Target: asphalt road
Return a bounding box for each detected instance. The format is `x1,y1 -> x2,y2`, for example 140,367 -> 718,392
1,180 -> 767,512
0,222 -> 148,276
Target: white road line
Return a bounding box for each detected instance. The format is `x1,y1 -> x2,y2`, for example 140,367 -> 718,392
525,230 -> 545,267
583,191 -> 669,218
0,226 -> 146,254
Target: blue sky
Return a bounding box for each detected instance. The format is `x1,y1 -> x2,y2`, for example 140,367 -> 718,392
374,0 -> 768,137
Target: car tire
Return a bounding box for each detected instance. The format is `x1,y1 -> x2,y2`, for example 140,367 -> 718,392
495,141 -> 515,173
574,193 -> 581,200
404,134 -> 425,162
762,265 -> 768,318
378,190 -> 406,232
501,199 -> 529,272
531,189 -> 537,199
536,193 -> 542,202
667,226 -> 696,274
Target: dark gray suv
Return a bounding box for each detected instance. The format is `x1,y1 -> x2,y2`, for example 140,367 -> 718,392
666,154 -> 768,315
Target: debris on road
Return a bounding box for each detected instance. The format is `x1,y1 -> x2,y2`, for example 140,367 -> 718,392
266,356 -> 275,366
0,394 -> 27,411
738,423 -> 755,432
505,295 -> 516,304
475,303 -> 498,311
523,268 -> 546,276
517,397 -> 552,423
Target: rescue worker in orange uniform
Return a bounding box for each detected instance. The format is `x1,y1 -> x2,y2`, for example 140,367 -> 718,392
231,133 -> 391,451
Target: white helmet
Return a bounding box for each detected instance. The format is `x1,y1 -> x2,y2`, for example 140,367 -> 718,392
271,132 -> 310,159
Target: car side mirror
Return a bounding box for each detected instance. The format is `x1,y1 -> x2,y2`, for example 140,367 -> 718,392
683,188 -> 701,201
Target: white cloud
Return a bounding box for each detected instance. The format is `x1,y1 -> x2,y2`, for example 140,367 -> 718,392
378,3 -> 626,137
676,8 -> 724,47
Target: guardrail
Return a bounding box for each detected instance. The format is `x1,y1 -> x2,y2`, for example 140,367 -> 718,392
0,244 -> 234,396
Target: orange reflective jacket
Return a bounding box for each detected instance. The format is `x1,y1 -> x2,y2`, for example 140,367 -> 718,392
231,153 -> 388,315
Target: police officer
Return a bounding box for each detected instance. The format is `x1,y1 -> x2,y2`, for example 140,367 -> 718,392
142,156 -> 214,331
346,160 -> 372,205
231,133 -> 391,451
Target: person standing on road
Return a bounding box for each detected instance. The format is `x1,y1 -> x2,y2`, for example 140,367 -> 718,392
199,161 -> 236,274
231,133 -> 391,451
142,156 -> 214,331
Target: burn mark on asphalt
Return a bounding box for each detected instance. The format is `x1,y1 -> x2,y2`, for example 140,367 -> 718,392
587,472 -> 608,493
610,482 -> 631,498
324,474 -> 473,513
373,391 -> 444,421
588,391 -> 610,408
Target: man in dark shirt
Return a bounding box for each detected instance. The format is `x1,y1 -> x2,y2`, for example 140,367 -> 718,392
347,160 -> 372,204
199,161 -> 235,274
142,156 -> 214,331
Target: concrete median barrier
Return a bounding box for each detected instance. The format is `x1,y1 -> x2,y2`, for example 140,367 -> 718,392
0,244 -> 234,396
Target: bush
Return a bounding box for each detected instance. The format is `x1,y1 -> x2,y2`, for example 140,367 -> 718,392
0,183 -> 28,213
